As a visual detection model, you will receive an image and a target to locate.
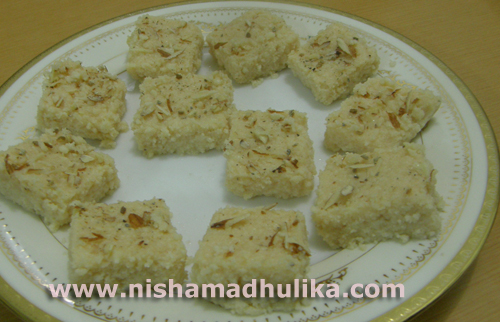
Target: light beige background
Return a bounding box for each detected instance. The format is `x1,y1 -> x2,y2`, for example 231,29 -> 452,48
0,0 -> 499,321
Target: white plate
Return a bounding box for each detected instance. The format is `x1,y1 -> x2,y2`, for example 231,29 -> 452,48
0,1 -> 498,322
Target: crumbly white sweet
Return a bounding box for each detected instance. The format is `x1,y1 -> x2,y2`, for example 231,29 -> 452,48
206,10 -> 299,84
126,15 -> 204,80
131,71 -> 236,157
36,59 -> 128,148
69,198 -> 187,288
224,109 -> 316,199
0,129 -> 120,231
324,77 -> 442,153
288,22 -> 379,105
312,143 -> 443,249
191,206 -> 310,315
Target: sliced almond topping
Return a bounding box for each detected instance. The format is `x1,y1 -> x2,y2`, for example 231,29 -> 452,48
141,104 -> 156,117
348,163 -> 375,169
323,192 -> 340,210
387,112 -> 401,129
80,233 -> 105,242
252,127 -> 269,144
239,140 -> 250,149
157,47 -> 172,57
192,90 -> 217,101
225,213 -> 250,228
80,155 -> 94,163
211,218 -> 230,229
88,95 -> 104,102
214,42 -> 227,50
337,38 -> 351,55
341,185 -> 354,196
128,213 -> 145,229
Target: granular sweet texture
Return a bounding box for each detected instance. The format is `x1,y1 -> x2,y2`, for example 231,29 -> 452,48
0,129 -> 120,231
312,143 -> 443,249
191,205 -> 310,315
206,10 -> 299,84
69,198 -> 187,288
288,22 -> 379,105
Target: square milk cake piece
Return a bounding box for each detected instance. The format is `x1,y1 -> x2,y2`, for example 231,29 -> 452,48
312,143 -> 443,249
191,206 -> 310,315
324,77 -> 442,153
131,71 -> 235,157
69,198 -> 187,288
206,10 -> 299,84
288,22 -> 379,105
36,59 -> 128,148
0,129 -> 119,231
224,109 -> 316,199
126,15 -> 204,80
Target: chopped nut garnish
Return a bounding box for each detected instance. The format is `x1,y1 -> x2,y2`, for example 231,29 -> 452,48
211,213 -> 250,229
337,38 -> 351,55
157,47 -> 172,58
252,150 -> 268,156
252,127 -> 269,144
128,213 -> 145,229
80,155 -> 95,163
88,95 -> 104,102
239,140 -> 250,149
323,192 -> 340,209
272,165 -> 286,173
80,233 -> 105,242
289,159 -> 299,168
348,163 -> 375,169
4,155 -> 14,175
341,185 -> 354,196
268,229 -> 280,247
262,203 -> 278,213
214,42 -> 227,50
211,218 -> 230,229
388,112 -> 401,129
141,104 -> 156,116
225,213 -> 250,228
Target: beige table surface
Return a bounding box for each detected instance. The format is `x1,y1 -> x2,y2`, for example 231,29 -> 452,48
0,0 -> 499,321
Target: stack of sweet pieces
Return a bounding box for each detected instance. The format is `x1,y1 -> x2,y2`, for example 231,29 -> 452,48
191,205 -> 310,315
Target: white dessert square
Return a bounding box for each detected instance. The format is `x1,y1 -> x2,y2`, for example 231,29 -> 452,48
36,59 -> 128,148
126,15 -> 203,80
288,22 -> 379,105
206,10 -> 299,84
69,198 -> 187,288
0,129 -> 120,231
191,206 -> 310,315
324,77 -> 441,153
224,109 -> 316,199
131,71 -> 235,157
312,143 -> 443,249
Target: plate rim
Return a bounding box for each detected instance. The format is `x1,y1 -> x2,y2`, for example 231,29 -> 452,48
0,1 -> 498,321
